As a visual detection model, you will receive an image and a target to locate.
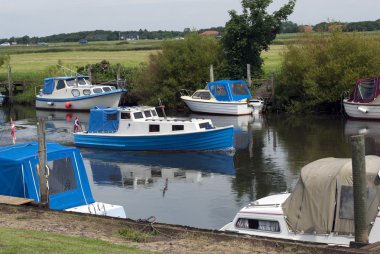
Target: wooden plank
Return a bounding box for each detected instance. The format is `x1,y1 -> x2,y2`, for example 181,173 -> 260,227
0,195 -> 34,205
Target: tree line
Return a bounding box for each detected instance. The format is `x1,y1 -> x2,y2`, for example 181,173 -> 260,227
3,19 -> 380,44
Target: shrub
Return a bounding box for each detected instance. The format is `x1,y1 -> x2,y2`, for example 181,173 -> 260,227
276,32 -> 380,113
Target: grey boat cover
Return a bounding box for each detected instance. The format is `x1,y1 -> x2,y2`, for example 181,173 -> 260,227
282,156 -> 380,235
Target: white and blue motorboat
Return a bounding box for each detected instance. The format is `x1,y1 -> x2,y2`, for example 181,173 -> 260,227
0,142 -> 126,218
73,106 -> 234,151
36,76 -> 126,110
180,80 -> 264,115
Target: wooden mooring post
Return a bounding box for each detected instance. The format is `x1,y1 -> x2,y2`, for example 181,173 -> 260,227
209,64 -> 214,82
350,135 -> 369,246
8,65 -> 13,104
247,64 -> 252,88
37,118 -> 49,207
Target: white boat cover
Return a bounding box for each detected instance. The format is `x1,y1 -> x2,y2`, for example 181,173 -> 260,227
282,156 -> 380,235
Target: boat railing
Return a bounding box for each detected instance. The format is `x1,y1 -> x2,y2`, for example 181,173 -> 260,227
179,89 -> 193,97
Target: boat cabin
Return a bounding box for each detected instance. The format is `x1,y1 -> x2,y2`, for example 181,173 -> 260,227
206,80 -> 252,102
41,76 -> 117,97
86,106 -> 215,134
0,142 -> 95,210
347,75 -> 380,103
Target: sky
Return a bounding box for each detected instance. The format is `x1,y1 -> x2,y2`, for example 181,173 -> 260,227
0,0 -> 379,38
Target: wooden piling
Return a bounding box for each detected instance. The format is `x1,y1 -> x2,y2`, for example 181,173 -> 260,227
87,66 -> 92,82
209,65 -> 214,82
37,118 -> 49,206
247,64 -> 252,88
350,135 -> 369,244
7,65 -> 13,104
116,64 -> 121,88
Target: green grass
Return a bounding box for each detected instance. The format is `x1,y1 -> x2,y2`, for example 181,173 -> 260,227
0,227 -> 158,254
262,45 -> 286,75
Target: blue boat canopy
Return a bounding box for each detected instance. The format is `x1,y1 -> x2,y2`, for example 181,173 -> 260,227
88,106 -> 120,133
0,142 -> 94,210
42,76 -> 90,95
207,80 -> 252,101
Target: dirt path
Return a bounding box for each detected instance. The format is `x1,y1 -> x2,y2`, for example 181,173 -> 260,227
0,204 -> 373,254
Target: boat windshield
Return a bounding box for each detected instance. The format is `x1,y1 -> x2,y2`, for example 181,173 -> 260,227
66,78 -> 90,87
232,83 -> 249,95
354,79 -> 376,101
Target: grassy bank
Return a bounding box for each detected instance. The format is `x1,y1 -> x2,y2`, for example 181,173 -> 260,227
0,227 -> 156,254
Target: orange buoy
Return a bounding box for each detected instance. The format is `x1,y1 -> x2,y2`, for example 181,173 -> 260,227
65,113 -> 72,122
65,102 -> 71,109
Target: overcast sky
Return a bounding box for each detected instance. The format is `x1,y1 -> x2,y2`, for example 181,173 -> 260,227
0,0 -> 379,38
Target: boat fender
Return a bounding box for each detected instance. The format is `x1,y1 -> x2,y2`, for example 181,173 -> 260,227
358,106 -> 368,113
65,102 -> 72,109
47,101 -> 54,106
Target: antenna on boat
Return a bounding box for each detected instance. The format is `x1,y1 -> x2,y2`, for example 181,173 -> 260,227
158,98 -> 167,119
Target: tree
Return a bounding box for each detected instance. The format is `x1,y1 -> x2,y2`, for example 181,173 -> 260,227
131,33 -> 225,107
0,54 -> 10,68
276,32 -> 380,113
222,0 -> 295,79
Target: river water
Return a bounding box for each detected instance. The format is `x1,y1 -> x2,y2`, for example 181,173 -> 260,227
2,105 -> 377,230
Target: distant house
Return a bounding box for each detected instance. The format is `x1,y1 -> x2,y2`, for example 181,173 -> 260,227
79,39 -> 88,44
200,30 -> 220,36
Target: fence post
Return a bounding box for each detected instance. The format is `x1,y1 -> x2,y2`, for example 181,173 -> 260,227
350,135 -> 369,245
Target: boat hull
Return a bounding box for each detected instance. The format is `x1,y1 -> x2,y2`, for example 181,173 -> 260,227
181,96 -> 252,115
36,91 -> 123,110
343,99 -> 380,120
74,126 -> 234,151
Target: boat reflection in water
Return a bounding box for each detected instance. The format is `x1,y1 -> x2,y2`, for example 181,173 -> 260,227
189,113 -> 263,150
344,119 -> 380,155
81,148 -> 235,190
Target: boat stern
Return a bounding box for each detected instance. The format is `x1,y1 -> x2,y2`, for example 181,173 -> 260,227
65,202 -> 126,218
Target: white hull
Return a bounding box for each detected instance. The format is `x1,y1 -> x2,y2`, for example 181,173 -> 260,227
343,99 -> 380,120
65,201 -> 126,218
182,96 -> 253,115
36,92 -> 122,110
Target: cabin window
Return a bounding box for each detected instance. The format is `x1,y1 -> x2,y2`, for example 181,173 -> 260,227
111,87 -> 116,90
121,112 -> 131,119
151,110 -> 158,116
199,122 -> 213,129
83,89 -> 91,95
235,218 -> 280,232
106,113 -> 117,121
216,84 -> 227,96
93,88 -> 103,94
339,185 -> 377,220
78,78 -> 87,85
65,79 -> 78,87
56,80 -> 65,90
232,83 -> 249,95
149,124 -> 160,132
144,110 -> 152,118
133,112 -> 144,119
354,79 -> 376,100
192,91 -> 211,100
172,125 -> 184,131
103,87 -> 111,92
47,157 -> 77,195
71,89 -> 80,97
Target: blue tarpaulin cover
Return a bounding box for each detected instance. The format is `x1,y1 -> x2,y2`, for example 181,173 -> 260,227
0,142 -> 94,210
88,106 -> 119,133
42,78 -> 55,94
207,80 -> 252,101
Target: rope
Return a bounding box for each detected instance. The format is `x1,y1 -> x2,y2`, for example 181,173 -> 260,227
136,216 -> 180,239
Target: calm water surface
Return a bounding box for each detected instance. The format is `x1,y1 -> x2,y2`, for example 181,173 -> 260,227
2,105 -> 378,230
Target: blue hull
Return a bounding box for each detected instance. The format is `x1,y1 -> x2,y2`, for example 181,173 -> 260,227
74,127 -> 234,151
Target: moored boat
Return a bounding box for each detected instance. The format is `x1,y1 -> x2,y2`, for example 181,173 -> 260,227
180,80 -> 264,115
343,75 -> 380,119
221,156 -> 380,246
35,76 -> 126,110
0,141 -> 126,218
73,106 -> 234,151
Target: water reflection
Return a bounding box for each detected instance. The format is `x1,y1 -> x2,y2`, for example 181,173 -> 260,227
344,119 -> 380,155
